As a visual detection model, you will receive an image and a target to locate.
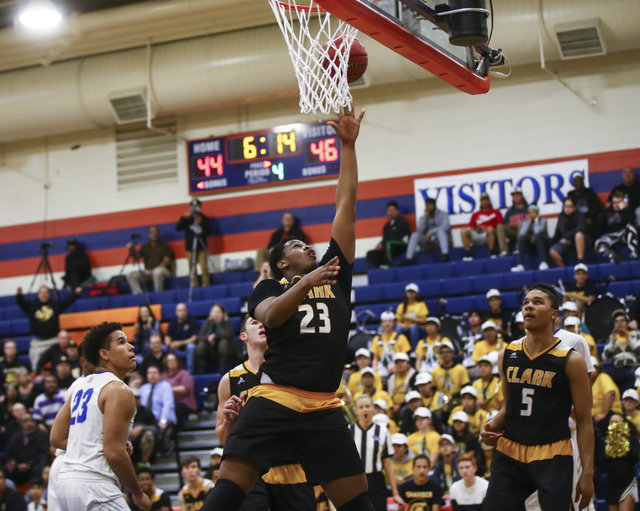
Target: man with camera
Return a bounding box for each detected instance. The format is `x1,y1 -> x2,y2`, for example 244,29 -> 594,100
177,199 -> 212,288
127,226 -> 175,294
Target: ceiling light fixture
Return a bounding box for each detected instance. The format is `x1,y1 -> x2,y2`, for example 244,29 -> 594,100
18,1 -> 63,29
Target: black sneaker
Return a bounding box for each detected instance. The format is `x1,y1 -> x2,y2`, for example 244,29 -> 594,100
441,254 -> 450,263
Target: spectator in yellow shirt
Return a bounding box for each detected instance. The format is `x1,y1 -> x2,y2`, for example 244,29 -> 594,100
471,321 -> 506,362
353,368 -> 394,412
622,388 -> 640,430
431,341 -> 470,400
472,355 -> 503,413
388,353 -> 417,416
415,372 -> 446,413
371,311 -> 412,377
591,356 -> 622,423
407,407 -> 441,468
447,386 -> 487,436
347,348 -> 384,396
395,283 -> 429,349
390,434 -> 415,486
416,317 -> 452,372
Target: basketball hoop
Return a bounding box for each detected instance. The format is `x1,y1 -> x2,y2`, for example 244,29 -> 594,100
269,0 -> 359,114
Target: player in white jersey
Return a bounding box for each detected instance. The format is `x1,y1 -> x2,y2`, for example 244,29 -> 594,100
524,325 -> 596,511
50,321 -> 150,511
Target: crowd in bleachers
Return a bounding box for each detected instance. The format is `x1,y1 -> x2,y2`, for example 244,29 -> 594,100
0,168 -> 639,509
340,268 -> 640,510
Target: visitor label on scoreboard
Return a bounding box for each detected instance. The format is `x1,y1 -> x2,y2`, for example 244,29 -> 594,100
413,159 -> 589,225
187,122 -> 341,195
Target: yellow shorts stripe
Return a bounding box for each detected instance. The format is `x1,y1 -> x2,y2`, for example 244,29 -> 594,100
248,384 -> 343,413
262,463 -> 307,484
497,437 -> 572,463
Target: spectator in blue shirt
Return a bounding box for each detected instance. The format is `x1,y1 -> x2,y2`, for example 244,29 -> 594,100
139,366 -> 177,428
164,303 -> 199,374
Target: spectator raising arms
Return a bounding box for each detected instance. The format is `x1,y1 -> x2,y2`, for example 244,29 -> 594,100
17,285 -> 81,371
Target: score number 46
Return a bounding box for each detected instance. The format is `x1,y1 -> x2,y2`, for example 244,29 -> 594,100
309,138 -> 338,162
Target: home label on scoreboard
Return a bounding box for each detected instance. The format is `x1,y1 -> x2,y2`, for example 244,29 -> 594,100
187,122 -> 341,195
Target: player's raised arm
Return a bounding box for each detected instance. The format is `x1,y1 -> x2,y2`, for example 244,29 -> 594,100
327,105 -> 365,264
215,373 -> 243,446
566,351 -> 594,510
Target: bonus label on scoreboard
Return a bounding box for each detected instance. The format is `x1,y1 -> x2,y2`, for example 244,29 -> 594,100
187,122 -> 341,195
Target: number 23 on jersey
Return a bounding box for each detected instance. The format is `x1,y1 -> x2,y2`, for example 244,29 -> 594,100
70,389 -> 94,425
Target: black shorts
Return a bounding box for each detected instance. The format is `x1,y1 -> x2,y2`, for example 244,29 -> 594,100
239,479 -> 316,511
483,448 -> 574,511
224,396 -> 364,484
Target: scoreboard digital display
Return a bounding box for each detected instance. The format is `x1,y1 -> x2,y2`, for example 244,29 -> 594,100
187,122 -> 341,195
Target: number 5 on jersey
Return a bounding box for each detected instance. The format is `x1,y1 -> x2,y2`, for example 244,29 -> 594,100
299,303 -> 331,334
521,388 -> 534,416
70,389 -> 94,425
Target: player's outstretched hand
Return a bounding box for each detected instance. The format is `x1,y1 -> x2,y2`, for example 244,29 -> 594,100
133,491 -> 151,511
480,421 -> 502,446
327,104 -> 365,146
575,473 -> 594,510
305,256 -> 340,287
223,395 -> 243,425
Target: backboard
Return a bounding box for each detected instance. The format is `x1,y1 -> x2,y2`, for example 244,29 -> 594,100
314,0 -> 496,94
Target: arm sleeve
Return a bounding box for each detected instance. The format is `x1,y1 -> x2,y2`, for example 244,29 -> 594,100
16,293 -> 29,314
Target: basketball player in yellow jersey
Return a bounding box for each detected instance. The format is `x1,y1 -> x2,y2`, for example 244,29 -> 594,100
481,283 -> 594,511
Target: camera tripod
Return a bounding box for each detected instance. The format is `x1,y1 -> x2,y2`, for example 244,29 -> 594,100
28,243 -> 57,293
188,222 -> 211,303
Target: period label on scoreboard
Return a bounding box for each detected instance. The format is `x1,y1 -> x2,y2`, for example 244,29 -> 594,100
187,122 -> 341,195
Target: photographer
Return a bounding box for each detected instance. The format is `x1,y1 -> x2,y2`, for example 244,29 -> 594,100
126,226 -> 174,294
176,199 -> 211,288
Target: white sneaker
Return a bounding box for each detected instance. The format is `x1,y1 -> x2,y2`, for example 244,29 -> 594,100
462,256 -> 473,261
538,261 -> 549,270
511,264 -> 524,272
499,251 -> 509,257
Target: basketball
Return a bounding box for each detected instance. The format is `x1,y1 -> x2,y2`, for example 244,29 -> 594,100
322,37 -> 368,84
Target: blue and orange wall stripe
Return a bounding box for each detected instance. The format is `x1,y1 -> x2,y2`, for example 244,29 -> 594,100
0,147 -> 638,279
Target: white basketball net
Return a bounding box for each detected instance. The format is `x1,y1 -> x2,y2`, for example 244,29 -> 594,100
268,0 -> 359,114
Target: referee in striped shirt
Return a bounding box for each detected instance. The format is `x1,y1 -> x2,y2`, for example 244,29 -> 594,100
351,395 -> 404,511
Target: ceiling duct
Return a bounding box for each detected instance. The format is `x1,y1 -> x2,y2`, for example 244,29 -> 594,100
554,19 -> 606,60
109,88 -> 149,124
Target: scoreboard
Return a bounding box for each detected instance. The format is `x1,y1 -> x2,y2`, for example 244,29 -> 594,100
187,122 -> 341,195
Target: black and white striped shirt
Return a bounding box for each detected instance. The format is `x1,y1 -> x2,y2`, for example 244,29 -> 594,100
350,422 -> 393,473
